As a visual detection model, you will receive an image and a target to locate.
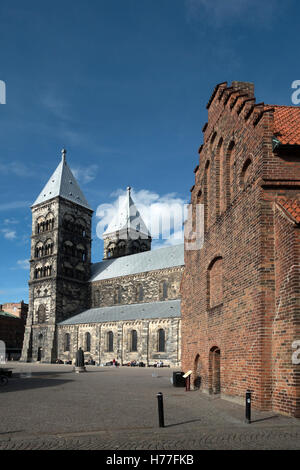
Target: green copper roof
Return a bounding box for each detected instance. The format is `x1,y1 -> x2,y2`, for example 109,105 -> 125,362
0,311 -> 19,319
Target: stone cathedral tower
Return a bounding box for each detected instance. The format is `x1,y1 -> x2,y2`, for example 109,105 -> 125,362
21,150 -> 93,363
102,186 -> 151,259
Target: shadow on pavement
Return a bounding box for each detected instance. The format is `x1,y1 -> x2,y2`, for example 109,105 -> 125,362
165,418 -> 202,428
251,415 -> 280,424
0,377 -> 74,393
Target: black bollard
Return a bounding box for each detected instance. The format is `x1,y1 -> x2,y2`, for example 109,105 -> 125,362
245,390 -> 251,424
157,392 -> 165,427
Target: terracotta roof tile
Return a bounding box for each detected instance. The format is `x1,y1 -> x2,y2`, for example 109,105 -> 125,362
265,105 -> 300,146
276,196 -> 300,224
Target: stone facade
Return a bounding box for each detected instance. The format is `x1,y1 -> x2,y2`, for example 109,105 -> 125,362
21,156 -> 183,367
181,81 -> 300,417
57,265 -> 183,366
21,195 -> 92,363
91,267 -> 183,308
57,316 -> 181,367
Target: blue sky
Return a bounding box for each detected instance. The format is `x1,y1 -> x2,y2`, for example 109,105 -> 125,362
0,0 -> 299,303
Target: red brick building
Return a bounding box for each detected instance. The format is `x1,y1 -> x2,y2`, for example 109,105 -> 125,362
181,81 -> 300,417
0,301 -> 28,360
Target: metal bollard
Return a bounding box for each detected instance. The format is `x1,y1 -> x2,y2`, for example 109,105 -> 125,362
157,392 -> 165,427
246,390 -> 251,424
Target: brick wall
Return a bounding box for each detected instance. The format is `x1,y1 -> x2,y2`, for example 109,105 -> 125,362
181,81 -> 300,417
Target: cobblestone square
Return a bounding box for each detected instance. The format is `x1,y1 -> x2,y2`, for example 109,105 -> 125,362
0,363 -> 299,450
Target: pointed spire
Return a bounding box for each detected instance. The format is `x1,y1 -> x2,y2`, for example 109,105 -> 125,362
32,149 -> 92,210
103,187 -> 150,238
102,187 -> 151,259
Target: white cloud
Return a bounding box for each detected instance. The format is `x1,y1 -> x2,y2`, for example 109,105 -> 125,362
16,259 -> 29,270
0,161 -> 34,178
3,218 -> 19,225
0,201 -> 30,212
71,164 -> 98,184
40,92 -> 70,121
1,229 -> 17,240
96,188 -> 188,245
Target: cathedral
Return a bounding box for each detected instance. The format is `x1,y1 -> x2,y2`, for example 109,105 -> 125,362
21,150 -> 183,366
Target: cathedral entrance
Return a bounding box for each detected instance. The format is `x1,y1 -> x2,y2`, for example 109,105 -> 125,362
209,346 -> 221,394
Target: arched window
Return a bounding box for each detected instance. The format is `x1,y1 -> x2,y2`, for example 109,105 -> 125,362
159,280 -> 168,301
85,332 -> 91,352
204,160 -> 210,230
36,216 -> 45,234
64,241 -> 74,256
208,257 -> 223,309
132,241 -> 140,254
64,333 -> 70,352
76,244 -> 86,261
35,241 -> 44,258
158,329 -> 165,352
114,286 -> 122,304
75,263 -> 85,280
94,290 -> 100,307
191,188 -> 203,234
137,284 -> 144,302
131,330 -> 137,352
118,241 -> 126,257
225,141 -> 235,208
76,218 -> 86,237
44,239 -> 53,256
37,304 -> 46,323
63,214 -> 75,232
215,138 -> 223,218
63,261 -> 73,278
42,265 -> 52,277
45,213 -> 54,231
107,243 -> 116,258
210,131 -> 217,147
240,158 -> 252,188
107,331 -> 114,352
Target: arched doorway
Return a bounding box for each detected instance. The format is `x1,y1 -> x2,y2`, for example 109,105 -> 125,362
209,346 -> 221,394
37,347 -> 43,362
193,354 -> 201,389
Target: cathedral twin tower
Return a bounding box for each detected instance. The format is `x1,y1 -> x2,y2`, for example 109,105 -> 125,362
21,149 -> 151,362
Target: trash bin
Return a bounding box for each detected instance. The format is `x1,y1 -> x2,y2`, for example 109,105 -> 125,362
173,371 -> 185,387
